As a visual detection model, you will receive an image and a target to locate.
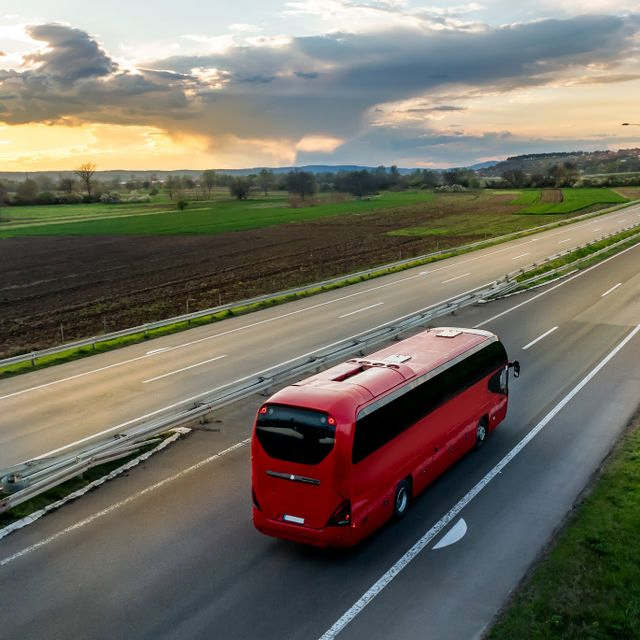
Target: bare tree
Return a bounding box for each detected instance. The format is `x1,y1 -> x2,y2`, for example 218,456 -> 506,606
74,162 -> 97,197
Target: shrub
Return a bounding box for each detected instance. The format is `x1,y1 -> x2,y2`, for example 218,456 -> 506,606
100,192 -> 122,204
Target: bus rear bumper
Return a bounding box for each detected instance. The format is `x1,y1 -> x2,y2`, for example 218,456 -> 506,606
253,510 -> 355,548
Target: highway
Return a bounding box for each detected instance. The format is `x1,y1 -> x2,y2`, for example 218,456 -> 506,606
0,228 -> 639,639
1,204 -> 640,468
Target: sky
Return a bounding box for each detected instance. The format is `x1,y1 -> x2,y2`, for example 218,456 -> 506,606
1,1 -> 640,171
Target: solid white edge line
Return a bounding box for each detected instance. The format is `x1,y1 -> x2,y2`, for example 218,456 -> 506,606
318,323 -> 640,640
522,326 -> 558,351
142,355 -> 227,384
338,303 -> 384,319
0,438 -> 252,567
601,283 -> 622,298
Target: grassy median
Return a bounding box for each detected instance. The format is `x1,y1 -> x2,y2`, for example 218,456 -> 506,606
488,411 -> 640,639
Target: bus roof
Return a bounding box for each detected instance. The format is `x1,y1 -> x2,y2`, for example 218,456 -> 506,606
265,327 -> 498,416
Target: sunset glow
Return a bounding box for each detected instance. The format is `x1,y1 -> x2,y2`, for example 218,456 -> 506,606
1,2 -> 640,170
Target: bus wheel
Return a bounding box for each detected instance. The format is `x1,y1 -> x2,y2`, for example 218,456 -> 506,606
393,480 -> 411,519
474,418 -> 488,450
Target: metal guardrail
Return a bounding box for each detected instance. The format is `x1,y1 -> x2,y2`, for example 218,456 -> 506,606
2,221 -> 640,513
3,199 -> 637,368
499,226 -> 640,294
0,279 -> 508,512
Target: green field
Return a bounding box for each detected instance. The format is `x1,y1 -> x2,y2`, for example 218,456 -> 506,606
517,188 -> 626,214
0,191 -> 433,237
489,414 -> 640,639
510,190 -> 541,205
0,188 -> 629,239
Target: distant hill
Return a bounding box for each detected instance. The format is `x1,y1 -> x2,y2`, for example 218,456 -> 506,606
481,148 -> 640,177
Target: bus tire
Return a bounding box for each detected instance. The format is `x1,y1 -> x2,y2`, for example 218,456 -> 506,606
393,479 -> 411,519
474,418 -> 488,450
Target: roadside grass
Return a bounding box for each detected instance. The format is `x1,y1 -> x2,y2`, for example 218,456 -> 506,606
0,191 -> 432,237
517,188 -> 627,214
488,411 -> 640,640
514,227 -> 640,286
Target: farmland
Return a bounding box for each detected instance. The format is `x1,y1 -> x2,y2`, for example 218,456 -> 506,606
0,188 -> 631,357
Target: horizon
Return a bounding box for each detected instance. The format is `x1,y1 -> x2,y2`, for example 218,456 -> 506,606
2,2 -> 640,171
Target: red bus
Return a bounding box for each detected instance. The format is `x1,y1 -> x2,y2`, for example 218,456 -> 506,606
251,327 -> 519,547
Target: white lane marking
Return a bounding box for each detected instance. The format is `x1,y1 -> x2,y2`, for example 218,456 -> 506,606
142,355 -> 227,384
558,238 -> 572,244
145,348 -> 168,355
432,518 -> 467,550
601,283 -> 622,297
522,326 -> 558,351
338,303 -> 384,319
441,273 -> 471,284
473,242 -> 640,329
0,439 -> 251,569
0,352 -> 161,402
593,228 -> 603,232
619,219 -> 627,223
511,253 -> 530,260
30,282 -> 495,461
318,324 -> 640,640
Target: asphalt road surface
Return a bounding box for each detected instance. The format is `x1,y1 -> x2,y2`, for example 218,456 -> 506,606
1,204 -> 640,468
0,234 -> 639,639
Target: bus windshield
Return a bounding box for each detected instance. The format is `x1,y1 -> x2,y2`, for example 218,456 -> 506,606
255,404 -> 336,465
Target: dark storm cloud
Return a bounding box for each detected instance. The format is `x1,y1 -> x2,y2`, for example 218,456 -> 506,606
0,23 -> 200,125
24,23 -> 117,85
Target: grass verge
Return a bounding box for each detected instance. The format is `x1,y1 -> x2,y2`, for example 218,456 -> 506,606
488,410 -> 640,639
0,431 -> 181,530
514,227 -> 640,288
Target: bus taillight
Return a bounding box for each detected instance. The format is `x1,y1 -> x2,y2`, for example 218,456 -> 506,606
327,500 -> 351,527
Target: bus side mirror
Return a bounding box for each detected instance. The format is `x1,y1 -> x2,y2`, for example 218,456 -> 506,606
509,361 -> 521,378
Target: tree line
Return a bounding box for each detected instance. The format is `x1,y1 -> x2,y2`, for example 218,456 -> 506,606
2,159 -> 639,208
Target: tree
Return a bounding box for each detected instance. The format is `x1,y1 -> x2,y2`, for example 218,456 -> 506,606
16,179 -> 39,203
74,162 -> 97,197
284,170 -> 317,200
335,170 -> 376,197
58,177 -> 76,193
229,177 -> 252,200
201,170 -> 217,197
501,169 -> 527,188
257,169 -> 274,196
0,181 -> 8,206
165,175 -> 182,200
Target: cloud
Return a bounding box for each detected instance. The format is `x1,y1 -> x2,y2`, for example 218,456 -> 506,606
1,14 -> 640,167
23,23 -> 116,85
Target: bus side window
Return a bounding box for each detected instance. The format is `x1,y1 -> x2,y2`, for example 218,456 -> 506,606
488,367 -> 508,395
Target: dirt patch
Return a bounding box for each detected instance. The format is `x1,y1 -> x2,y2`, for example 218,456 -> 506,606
0,196 -> 522,357
539,189 -> 563,204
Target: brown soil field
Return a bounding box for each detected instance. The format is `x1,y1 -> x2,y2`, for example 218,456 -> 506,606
540,189 -> 563,203
0,195 -> 522,357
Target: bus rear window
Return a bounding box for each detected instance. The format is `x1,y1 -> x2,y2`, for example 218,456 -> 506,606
256,405 -> 336,465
